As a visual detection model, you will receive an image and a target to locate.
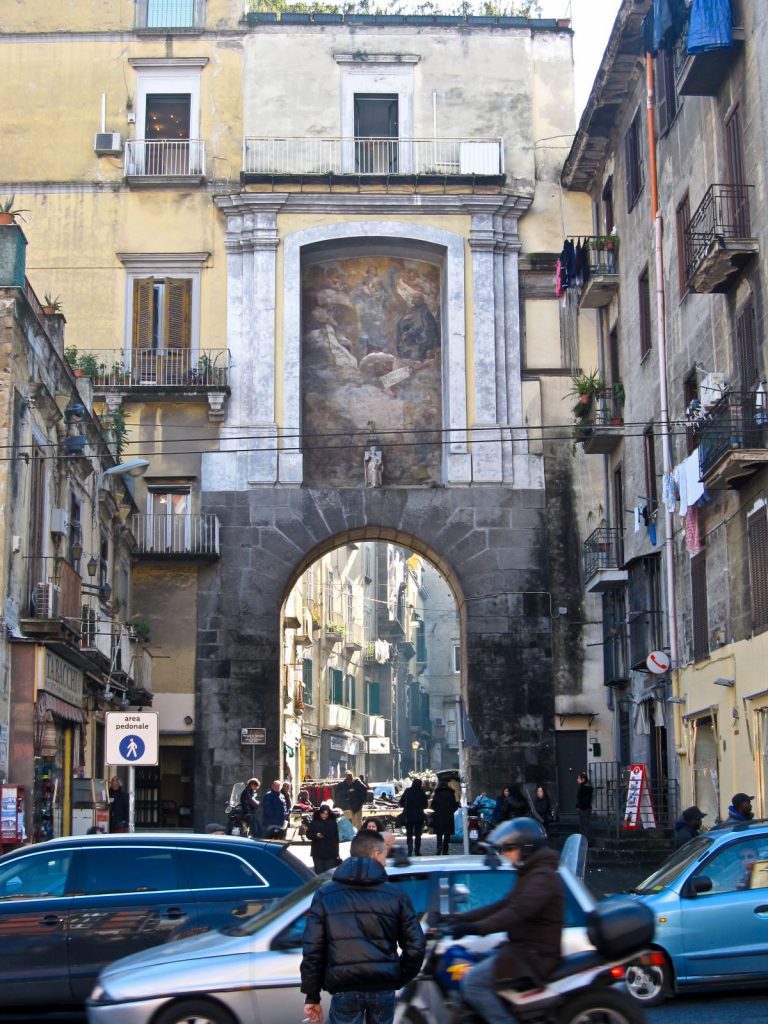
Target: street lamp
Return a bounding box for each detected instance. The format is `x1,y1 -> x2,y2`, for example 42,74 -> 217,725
411,740 -> 420,773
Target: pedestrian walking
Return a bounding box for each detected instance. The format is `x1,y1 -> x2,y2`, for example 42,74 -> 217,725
727,792 -> 754,822
240,777 -> 262,837
262,779 -> 289,837
533,785 -> 554,831
673,805 -> 707,848
399,777 -> 429,856
576,771 -> 593,838
108,776 -> 129,833
309,804 -> 340,874
492,784 -> 528,823
334,770 -> 368,830
430,777 -> 458,854
301,829 -> 425,1024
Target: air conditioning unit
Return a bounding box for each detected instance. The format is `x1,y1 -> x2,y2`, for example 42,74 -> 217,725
94,132 -> 122,155
50,508 -> 69,536
35,582 -> 61,618
700,372 -> 726,411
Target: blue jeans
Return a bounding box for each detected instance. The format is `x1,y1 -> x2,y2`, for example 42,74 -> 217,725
329,990 -> 396,1024
461,952 -> 515,1024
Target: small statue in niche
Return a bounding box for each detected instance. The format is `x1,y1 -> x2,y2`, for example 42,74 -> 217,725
364,445 -> 383,488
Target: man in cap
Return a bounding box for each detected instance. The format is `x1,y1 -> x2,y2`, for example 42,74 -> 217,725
673,805 -> 707,848
727,793 -> 754,822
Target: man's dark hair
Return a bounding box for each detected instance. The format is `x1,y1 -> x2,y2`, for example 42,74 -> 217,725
350,829 -> 385,859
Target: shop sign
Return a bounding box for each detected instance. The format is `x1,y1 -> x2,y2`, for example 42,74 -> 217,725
39,649 -> 83,706
241,727 -> 266,745
368,737 -> 391,754
330,735 -> 353,753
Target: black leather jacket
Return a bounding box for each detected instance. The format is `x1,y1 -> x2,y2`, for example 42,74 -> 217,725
300,856 -> 425,1003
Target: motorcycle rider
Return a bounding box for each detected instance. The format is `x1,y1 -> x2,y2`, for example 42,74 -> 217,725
447,817 -> 563,1024
240,778 -> 262,837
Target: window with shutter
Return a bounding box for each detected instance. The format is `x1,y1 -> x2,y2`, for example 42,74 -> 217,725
656,50 -> 678,137
165,278 -> 191,349
748,508 -> 768,635
639,267 -> 652,358
676,193 -> 691,297
691,554 -> 709,661
366,681 -> 380,715
736,298 -> 759,389
133,278 -> 155,350
329,668 -> 343,705
302,658 -> 313,706
625,111 -> 644,210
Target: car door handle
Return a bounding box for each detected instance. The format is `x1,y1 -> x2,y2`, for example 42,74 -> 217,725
41,914 -> 63,927
754,905 -> 768,916
163,907 -> 187,920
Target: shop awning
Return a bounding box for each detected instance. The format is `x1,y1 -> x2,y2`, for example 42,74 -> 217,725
37,691 -> 85,724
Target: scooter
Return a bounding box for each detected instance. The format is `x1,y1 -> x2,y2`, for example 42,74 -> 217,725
224,782 -> 251,837
396,896 -> 655,1024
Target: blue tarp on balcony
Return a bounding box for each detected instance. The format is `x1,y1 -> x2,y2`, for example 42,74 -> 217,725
688,0 -> 733,53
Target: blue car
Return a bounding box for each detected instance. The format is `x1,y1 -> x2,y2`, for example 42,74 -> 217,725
623,821 -> 768,1005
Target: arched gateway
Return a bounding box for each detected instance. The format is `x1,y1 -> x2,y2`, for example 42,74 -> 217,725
194,198 -> 580,828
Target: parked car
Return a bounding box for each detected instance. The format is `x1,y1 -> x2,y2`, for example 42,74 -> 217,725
0,831 -> 312,1009
86,848 -> 596,1024
623,821 -> 768,1005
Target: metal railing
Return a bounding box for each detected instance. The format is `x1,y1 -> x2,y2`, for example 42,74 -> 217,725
584,236 -> 619,276
587,761 -> 679,834
590,388 -> 624,426
583,527 -> 624,584
697,390 -> 768,477
131,513 -> 221,556
242,136 -> 504,176
86,348 -> 229,388
125,139 -> 206,177
129,641 -> 153,695
685,183 -> 753,281
80,596 -> 113,659
135,0 -> 204,28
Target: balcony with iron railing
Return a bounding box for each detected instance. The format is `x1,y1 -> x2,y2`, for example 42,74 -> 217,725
88,348 -> 229,391
583,527 -> 627,593
134,0 -> 205,30
578,236 -> 620,308
128,640 -> 154,701
125,139 -> 206,182
684,183 -> 757,293
80,595 -> 114,662
242,136 -> 504,181
22,558 -> 83,638
326,703 -> 353,731
576,386 -> 625,456
131,513 -> 221,560
696,390 -> 768,487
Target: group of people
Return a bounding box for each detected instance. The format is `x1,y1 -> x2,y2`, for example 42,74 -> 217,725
239,777 -> 299,838
673,790 -> 754,848
300,812 -> 561,1024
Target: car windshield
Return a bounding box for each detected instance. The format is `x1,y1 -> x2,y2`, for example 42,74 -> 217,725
223,874 -> 325,936
632,835 -> 713,893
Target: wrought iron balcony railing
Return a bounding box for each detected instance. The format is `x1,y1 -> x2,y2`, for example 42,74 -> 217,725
131,513 -> 221,557
125,139 -> 206,177
26,558 -> 82,626
242,136 -> 504,177
583,527 -> 624,585
697,390 -> 768,478
85,348 -> 229,389
685,183 -> 753,281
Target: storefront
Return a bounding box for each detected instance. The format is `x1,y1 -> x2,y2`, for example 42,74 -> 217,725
9,643 -> 86,841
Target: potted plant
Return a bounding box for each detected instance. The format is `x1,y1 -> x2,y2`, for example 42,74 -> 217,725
128,615 -> 152,643
0,195 -> 28,225
42,293 -> 62,315
567,370 -> 607,407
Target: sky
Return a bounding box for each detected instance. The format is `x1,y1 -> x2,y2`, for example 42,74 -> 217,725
537,0 -> 623,117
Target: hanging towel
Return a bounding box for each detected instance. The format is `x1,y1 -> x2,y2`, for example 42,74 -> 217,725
685,506 -> 703,555
687,0 -> 733,54
634,506 -> 642,533
686,450 -> 705,507
662,471 -> 678,513
554,258 -> 563,299
677,460 -> 689,516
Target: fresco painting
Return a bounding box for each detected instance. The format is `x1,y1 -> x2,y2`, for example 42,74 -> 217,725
301,255 -> 443,487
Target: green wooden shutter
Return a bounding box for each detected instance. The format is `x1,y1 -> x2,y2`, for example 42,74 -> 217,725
302,658 -> 313,706
164,278 -> 191,349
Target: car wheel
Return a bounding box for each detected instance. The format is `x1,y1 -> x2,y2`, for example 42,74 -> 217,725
154,998 -> 238,1024
624,954 -> 670,1007
559,987 -> 647,1024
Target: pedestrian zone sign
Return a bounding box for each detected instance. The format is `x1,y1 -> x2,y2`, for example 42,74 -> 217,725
106,712 -> 159,766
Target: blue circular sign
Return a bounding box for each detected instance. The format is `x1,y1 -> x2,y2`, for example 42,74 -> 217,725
119,734 -> 146,761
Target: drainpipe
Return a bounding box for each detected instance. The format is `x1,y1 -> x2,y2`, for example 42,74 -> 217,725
645,57 -> 681,704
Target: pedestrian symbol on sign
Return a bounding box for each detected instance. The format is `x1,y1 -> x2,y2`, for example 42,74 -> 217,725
119,735 -> 145,761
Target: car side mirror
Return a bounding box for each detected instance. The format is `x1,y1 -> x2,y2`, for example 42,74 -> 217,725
685,875 -> 713,897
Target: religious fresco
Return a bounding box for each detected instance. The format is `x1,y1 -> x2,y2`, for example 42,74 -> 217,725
301,255 -> 443,487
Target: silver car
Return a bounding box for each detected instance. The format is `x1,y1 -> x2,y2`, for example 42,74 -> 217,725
87,851 -> 595,1024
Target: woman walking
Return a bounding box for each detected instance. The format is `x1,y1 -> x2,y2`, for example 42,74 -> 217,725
309,804 -> 340,874
576,772 -> 593,838
399,778 -> 429,856
430,778 -> 458,855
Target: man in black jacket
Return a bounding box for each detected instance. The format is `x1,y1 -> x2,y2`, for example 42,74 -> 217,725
334,770 -> 368,830
301,830 -> 425,1024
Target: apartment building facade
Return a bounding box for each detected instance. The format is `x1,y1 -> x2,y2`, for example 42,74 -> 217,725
563,0 -> 768,822
1,0 -> 616,825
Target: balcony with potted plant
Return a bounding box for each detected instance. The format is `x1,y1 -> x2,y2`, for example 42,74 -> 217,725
567,372 -> 625,455
578,235 -> 620,308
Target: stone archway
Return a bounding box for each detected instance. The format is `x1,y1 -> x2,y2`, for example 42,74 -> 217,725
196,485 -> 556,827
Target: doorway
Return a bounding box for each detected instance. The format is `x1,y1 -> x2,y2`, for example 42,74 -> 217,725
555,731 -> 588,822
354,94 -> 398,173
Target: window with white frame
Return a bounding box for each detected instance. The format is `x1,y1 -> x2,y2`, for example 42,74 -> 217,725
128,59 -> 206,177
147,487 -> 191,554
452,644 -> 461,673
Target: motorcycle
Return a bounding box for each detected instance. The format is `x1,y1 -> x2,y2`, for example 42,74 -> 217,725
225,782 -> 251,837
396,896 -> 655,1024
